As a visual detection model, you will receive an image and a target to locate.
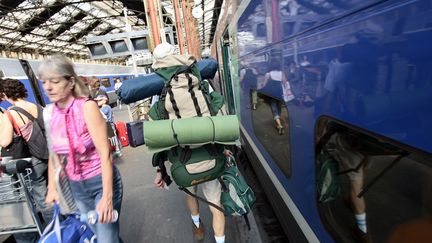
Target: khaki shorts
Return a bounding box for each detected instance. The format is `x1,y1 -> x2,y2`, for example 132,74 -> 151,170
332,133 -> 366,181
186,179 -> 222,205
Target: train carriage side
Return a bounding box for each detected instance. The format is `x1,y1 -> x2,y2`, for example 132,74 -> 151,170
0,58 -> 140,109
215,0 -> 432,242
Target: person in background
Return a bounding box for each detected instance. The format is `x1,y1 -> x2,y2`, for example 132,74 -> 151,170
39,55 -> 123,243
0,78 -> 53,243
262,61 -> 288,135
96,94 -> 113,123
95,94 -> 122,158
90,76 -> 108,102
239,63 -> 258,110
114,78 -> 122,109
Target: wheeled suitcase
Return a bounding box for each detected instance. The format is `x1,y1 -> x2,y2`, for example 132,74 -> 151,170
115,122 -> 129,147
126,120 -> 145,147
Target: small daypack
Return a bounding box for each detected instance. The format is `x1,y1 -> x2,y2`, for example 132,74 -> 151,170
9,106 -> 49,160
220,160 -> 256,216
316,152 -> 341,203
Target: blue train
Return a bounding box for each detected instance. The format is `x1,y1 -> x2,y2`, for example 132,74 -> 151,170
0,57 -> 144,109
212,0 -> 432,242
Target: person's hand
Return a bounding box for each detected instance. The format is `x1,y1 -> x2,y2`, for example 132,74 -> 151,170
96,196 -> 114,224
45,186 -> 59,206
223,149 -> 233,157
154,172 -> 165,188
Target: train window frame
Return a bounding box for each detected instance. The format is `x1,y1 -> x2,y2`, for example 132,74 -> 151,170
250,91 -> 292,178
315,115 -> 432,243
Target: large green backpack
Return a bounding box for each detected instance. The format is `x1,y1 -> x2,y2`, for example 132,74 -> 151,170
316,152 -> 341,203
148,63 -> 224,120
150,61 -> 227,188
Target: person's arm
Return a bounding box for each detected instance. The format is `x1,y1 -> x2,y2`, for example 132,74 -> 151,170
0,112 -> 14,148
262,73 -> 270,87
282,72 -> 289,85
83,101 -> 114,224
239,69 -> 246,82
45,154 -> 59,205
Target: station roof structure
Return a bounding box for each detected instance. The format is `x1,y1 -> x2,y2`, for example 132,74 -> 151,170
0,0 -> 223,61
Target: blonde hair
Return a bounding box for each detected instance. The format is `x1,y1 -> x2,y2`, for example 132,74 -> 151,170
38,55 -> 89,98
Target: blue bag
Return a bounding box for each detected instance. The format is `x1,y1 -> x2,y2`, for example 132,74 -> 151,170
196,58 -> 218,79
117,73 -> 165,104
118,59 -> 219,104
38,203 -> 96,243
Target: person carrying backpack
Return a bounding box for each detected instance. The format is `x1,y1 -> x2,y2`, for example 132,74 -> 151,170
151,43 -> 228,243
0,78 -> 54,243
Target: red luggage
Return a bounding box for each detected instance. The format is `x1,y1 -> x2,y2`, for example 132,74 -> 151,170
115,122 -> 129,147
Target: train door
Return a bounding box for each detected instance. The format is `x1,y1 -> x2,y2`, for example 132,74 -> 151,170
19,59 -> 45,106
220,30 -> 236,114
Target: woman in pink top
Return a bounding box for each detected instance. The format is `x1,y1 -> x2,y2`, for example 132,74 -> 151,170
39,55 -> 123,243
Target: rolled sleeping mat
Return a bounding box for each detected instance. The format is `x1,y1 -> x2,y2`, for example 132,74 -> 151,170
117,73 -> 164,104
144,115 -> 239,153
118,58 -> 219,104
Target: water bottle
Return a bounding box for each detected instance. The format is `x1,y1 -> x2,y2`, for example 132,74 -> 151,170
225,155 -> 235,168
80,209 -> 118,224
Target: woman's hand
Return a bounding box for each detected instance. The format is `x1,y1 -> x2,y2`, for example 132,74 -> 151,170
45,186 -> 59,206
96,196 -> 114,224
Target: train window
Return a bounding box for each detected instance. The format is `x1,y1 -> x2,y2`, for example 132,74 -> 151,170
109,40 -> 129,54
251,92 -> 291,178
165,34 -> 171,44
100,78 -> 111,88
256,23 -> 266,37
131,37 -> 148,51
88,43 -> 108,56
315,117 -> 432,243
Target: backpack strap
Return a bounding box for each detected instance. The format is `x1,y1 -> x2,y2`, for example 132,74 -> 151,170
179,187 -> 226,215
185,73 -> 202,117
10,106 -> 35,121
5,110 -> 23,136
166,84 -> 181,119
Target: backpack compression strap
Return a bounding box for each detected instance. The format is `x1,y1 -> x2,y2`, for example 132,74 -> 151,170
185,73 -> 202,117
179,187 -> 226,215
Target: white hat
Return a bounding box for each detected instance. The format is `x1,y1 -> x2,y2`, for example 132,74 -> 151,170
153,42 -> 175,60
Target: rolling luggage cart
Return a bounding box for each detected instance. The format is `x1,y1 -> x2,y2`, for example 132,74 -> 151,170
0,158 -> 43,237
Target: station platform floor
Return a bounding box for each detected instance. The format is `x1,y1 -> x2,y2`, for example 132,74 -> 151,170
2,106 -> 263,243
113,106 -> 262,243
1,105 -> 263,243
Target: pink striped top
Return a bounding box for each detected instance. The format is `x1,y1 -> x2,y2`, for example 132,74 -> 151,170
50,98 -> 101,181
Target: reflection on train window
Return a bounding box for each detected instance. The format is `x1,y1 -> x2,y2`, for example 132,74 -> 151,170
300,22 -> 314,31
256,23 -> 266,37
283,22 -> 295,36
100,78 -> 111,88
315,117 -> 432,243
251,91 -> 291,178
